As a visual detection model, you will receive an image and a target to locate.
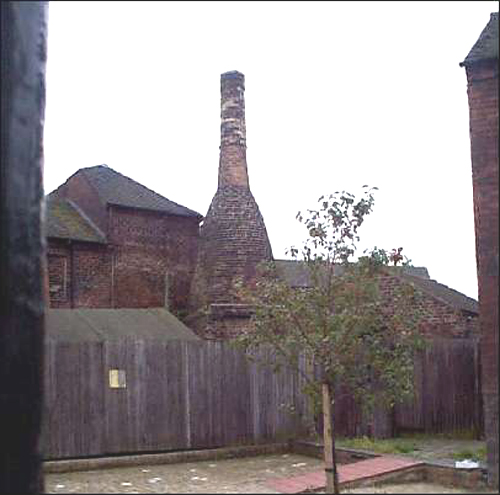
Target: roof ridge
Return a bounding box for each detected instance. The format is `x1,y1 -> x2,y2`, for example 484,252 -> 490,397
82,164 -> 202,218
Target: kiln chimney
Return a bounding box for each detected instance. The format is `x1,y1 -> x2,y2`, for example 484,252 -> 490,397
219,71 -> 249,189
190,71 -> 273,337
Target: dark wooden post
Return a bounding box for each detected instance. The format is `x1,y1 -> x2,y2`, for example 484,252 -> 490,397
0,1 -> 48,492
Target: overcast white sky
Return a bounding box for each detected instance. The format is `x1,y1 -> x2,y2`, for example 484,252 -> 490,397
43,1 -> 497,300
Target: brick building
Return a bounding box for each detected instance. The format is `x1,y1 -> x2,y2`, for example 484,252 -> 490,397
46,70 -> 480,346
46,165 -> 201,314
460,12 -> 498,488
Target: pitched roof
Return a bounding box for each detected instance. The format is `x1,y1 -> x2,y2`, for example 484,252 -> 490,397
398,274 -> 478,315
46,308 -> 201,343
45,195 -> 106,243
273,259 -> 477,314
80,165 -> 202,218
274,259 -> 430,288
460,12 -> 499,66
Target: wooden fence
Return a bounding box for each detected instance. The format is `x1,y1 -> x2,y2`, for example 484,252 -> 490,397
41,340 -> 313,460
394,337 -> 483,436
41,337 -> 483,460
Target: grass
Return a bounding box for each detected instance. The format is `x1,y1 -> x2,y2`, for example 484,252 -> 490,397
336,430 -> 487,461
336,436 -> 418,455
399,428 -> 481,441
451,446 -> 487,462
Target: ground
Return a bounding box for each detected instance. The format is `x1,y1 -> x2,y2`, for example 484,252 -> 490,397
44,438 -> 494,494
335,435 -> 487,464
44,453 -> 317,493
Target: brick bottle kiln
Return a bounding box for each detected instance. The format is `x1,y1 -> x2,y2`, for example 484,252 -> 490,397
190,71 -> 273,338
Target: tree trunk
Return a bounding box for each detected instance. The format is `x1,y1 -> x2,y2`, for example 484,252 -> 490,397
323,382 -> 340,494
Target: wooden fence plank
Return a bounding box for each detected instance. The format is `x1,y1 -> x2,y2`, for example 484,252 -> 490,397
43,337 -> 482,459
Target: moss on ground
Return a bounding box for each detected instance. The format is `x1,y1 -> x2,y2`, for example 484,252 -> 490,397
336,431 -> 487,462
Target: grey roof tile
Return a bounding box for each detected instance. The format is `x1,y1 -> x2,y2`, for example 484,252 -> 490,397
45,195 -> 106,243
461,12 -> 499,66
398,274 -> 479,314
273,259 -> 477,314
46,308 -> 201,343
81,165 -> 202,218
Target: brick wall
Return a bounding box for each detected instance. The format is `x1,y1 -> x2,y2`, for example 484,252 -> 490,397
195,272 -> 478,341
47,242 -> 72,308
378,273 -> 479,338
47,206 -> 199,313
109,205 -> 199,312
47,240 -> 112,308
465,57 -> 499,487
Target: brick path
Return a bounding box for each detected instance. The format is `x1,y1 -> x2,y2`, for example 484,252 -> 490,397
264,456 -> 424,493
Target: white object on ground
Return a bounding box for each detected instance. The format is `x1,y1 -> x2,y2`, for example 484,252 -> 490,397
55,485 -> 65,489
121,482 -> 132,486
455,459 -> 479,468
141,469 -> 151,473
292,462 -> 307,467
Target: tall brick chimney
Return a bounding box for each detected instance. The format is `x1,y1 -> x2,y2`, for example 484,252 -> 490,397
190,71 -> 273,337
460,12 -> 498,489
219,71 -> 249,189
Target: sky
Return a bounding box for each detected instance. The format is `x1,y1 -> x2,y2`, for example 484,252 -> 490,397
43,1 -> 497,300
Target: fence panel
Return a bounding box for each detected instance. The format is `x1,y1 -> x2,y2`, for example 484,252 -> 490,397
42,340 -> 105,459
42,336 -> 482,459
395,338 -> 482,436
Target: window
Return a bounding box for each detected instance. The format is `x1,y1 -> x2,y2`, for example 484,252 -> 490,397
47,254 -> 67,301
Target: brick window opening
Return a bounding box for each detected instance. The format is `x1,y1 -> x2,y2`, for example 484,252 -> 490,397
48,255 -> 67,301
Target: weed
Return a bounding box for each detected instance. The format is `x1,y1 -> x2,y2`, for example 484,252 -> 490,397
452,447 -> 486,462
336,436 -> 416,455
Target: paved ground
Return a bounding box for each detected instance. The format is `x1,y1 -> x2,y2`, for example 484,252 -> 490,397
44,453 -> 323,493
265,456 -> 423,493
43,438 -> 492,494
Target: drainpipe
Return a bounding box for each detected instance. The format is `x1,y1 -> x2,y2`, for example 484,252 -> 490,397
70,240 -> 75,308
164,272 -> 170,311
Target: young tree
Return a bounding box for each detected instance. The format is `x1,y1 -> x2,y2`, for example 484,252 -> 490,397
234,187 -> 425,494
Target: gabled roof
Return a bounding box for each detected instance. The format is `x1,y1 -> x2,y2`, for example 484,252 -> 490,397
460,12 -> 499,67
46,308 -> 201,343
398,274 -> 478,315
79,165 -> 202,218
274,259 -> 430,288
273,259 -> 478,315
45,195 -> 106,243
